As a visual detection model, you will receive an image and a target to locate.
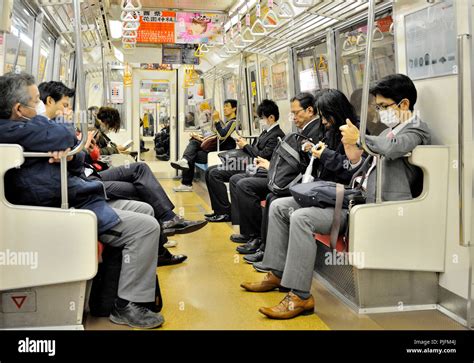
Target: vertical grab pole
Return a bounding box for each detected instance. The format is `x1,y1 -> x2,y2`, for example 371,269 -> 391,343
358,0 -> 382,203
212,67 -> 220,152
62,0 -> 88,209
236,52 -> 244,133
101,44 -> 108,106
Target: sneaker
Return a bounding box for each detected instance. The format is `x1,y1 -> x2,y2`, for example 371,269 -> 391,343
173,184 -> 193,192
253,261 -> 270,273
170,159 -> 189,170
163,240 -> 177,248
109,301 -> 164,329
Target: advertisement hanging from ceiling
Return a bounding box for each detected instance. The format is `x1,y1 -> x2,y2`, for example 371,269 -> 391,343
137,10 -> 176,44
162,44 -> 199,65
175,12 -> 224,45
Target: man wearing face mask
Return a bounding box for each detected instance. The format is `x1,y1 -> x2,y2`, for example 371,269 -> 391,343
204,99 -> 285,222
341,73 -> 431,202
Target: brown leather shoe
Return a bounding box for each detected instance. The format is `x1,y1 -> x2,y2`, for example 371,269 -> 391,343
259,292 -> 315,319
240,271 -> 289,292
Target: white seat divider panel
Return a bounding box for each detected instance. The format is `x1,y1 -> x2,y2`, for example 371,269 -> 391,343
0,144 -> 98,291
349,146 -> 449,272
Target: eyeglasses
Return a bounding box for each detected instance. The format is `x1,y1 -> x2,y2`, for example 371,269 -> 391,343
374,100 -> 403,112
290,108 -> 305,116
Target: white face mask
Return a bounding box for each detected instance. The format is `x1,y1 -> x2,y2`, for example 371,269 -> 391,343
36,100 -> 47,116
378,107 -> 400,128
260,119 -> 270,131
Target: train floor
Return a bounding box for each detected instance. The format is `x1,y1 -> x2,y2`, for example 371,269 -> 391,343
84,152 -> 467,330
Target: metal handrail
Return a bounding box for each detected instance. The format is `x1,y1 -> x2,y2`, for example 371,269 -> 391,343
457,32 -> 471,247
358,0 -> 384,204
236,52 -> 245,136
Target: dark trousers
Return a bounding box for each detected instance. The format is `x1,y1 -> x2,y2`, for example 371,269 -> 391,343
260,192 -> 281,251
233,175 -> 269,237
99,162 -> 175,221
98,162 -> 174,256
205,165 -> 245,215
181,139 -> 208,186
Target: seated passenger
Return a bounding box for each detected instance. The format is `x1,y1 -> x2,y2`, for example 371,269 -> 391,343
240,74 -> 431,319
94,106 -> 128,155
39,80 -> 207,264
170,99 -> 238,192
0,73 -> 163,329
229,92 -> 323,258
204,99 -> 285,222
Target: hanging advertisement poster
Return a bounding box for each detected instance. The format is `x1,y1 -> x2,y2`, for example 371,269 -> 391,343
137,10 -> 176,44
272,61 -> 288,100
405,0 -> 456,80
140,63 -> 173,70
175,12 -> 224,45
162,44 -> 199,65
110,81 -> 124,104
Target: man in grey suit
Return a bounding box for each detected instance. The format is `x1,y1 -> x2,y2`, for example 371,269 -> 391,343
240,74 -> 431,319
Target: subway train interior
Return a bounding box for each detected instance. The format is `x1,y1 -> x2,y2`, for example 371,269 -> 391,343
0,0 -> 473,337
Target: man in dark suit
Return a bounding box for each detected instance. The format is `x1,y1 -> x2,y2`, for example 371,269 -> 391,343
204,100 -> 285,222
230,92 -> 324,257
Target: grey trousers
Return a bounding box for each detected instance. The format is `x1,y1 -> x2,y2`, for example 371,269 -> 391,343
100,199 -> 160,303
262,197 -> 348,293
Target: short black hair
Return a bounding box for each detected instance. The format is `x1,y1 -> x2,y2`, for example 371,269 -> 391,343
38,81 -> 75,104
97,107 -> 121,132
257,99 -> 279,121
290,92 -> 315,111
370,74 -> 417,111
224,99 -> 237,109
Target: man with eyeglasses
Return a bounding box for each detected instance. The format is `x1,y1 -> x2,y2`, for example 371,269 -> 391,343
228,92 -> 324,261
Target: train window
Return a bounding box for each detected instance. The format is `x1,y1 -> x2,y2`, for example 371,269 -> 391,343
3,2 -> 34,74
338,14 -> 394,135
38,31 -> 55,83
296,41 -> 329,94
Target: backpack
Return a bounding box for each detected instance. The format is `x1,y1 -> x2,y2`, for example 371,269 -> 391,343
267,132 -> 312,196
89,246 -> 163,316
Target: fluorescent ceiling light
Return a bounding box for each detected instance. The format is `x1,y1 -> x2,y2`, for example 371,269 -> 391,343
109,20 -> 123,39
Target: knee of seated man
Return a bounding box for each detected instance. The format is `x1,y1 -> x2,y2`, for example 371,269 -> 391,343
289,208 -> 312,227
133,201 -> 155,217
137,213 -> 161,236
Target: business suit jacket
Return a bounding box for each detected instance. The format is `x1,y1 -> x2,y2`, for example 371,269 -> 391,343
243,124 -> 286,160
352,117 -> 431,203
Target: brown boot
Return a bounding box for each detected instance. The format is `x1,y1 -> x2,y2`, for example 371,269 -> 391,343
259,292 -> 315,319
240,271 -> 289,292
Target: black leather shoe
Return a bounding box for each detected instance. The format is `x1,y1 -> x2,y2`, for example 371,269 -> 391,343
109,301 -> 164,329
162,216 -> 208,236
158,250 -> 188,266
204,212 -> 216,218
205,214 -> 231,222
230,234 -> 252,243
236,238 -> 262,254
243,248 -> 265,263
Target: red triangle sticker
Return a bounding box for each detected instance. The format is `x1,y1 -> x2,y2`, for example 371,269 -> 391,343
11,295 -> 27,309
